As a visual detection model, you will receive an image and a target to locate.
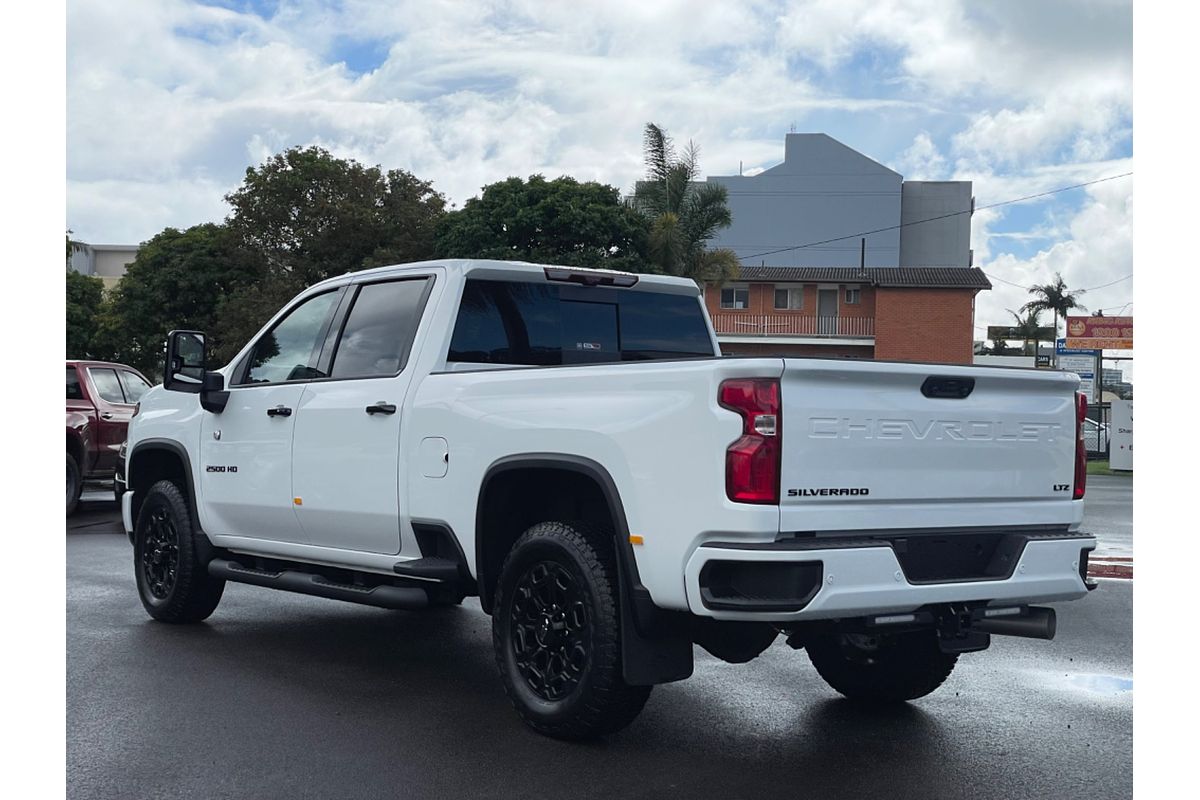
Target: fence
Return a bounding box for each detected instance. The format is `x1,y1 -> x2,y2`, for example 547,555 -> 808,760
1085,402 -> 1111,459
710,314 -> 875,337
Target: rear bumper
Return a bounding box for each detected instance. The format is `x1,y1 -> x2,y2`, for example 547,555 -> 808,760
684,532 -> 1096,622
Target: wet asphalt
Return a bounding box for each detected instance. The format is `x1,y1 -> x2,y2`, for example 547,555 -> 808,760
67,482 -> 1132,799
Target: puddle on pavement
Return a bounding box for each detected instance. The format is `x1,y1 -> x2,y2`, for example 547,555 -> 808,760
1048,672 -> 1133,695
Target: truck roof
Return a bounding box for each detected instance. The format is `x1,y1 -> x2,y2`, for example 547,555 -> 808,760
306,259 -> 700,295
67,359 -> 140,370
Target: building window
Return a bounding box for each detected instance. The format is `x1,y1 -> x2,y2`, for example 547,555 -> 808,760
845,287 -> 861,305
774,287 -> 804,310
720,286 -> 750,310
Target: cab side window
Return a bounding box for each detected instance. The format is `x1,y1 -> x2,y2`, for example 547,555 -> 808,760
89,368 -> 126,403
238,291 -> 340,385
328,279 -> 431,379
120,370 -> 152,402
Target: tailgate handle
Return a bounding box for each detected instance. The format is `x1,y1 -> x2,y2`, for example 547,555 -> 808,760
921,376 -> 975,399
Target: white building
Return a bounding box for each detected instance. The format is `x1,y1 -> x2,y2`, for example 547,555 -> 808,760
69,242 -> 139,289
707,133 -> 972,268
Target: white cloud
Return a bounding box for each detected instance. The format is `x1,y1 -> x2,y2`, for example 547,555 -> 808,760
66,0 -> 1133,329
974,176 -> 1133,338
896,132 -> 947,180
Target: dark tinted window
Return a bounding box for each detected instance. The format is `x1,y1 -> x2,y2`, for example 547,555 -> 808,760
449,281 -> 560,365
561,300 -> 618,364
330,279 -> 431,379
120,370 -> 152,402
617,291 -> 718,360
240,291 -> 339,385
67,367 -> 83,400
448,280 -> 714,365
89,368 -> 126,403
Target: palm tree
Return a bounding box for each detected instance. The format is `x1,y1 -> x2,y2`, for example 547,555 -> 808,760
1022,273 -> 1086,342
632,123 -> 740,284
1008,308 -> 1043,356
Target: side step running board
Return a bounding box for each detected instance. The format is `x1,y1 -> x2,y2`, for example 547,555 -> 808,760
392,556 -> 461,583
209,558 -> 429,610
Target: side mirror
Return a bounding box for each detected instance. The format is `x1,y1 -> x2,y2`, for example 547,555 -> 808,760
164,330 -> 229,413
164,330 -> 206,393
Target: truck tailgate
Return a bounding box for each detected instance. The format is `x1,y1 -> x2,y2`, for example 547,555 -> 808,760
778,360 -> 1081,532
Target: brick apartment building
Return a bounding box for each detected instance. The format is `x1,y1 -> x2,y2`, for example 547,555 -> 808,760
705,266 -> 991,364
701,133 -> 987,364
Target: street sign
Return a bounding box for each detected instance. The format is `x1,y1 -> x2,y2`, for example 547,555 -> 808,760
1056,338 -> 1098,355
987,325 -> 1057,341
1058,352 -> 1097,402
1110,399 -> 1132,471
1065,316 -> 1133,350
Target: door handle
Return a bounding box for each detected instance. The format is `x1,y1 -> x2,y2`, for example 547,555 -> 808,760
100,412 -> 114,420
266,405 -> 292,417
365,402 -> 397,415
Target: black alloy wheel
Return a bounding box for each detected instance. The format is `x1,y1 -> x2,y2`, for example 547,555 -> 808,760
134,480 -> 224,622
140,507 -> 179,600
492,520 -> 651,739
509,560 -> 591,701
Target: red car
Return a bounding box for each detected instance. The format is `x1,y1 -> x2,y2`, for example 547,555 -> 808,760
66,360 -> 152,515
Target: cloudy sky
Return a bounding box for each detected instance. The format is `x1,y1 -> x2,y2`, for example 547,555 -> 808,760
66,0 -> 1132,337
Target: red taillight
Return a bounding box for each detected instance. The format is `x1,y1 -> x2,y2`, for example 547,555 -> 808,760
1073,392 -> 1087,499
719,379 -> 781,504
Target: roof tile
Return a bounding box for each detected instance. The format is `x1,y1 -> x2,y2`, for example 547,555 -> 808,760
731,266 -> 991,289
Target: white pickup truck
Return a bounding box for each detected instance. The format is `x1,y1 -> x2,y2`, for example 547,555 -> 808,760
123,259 -> 1096,739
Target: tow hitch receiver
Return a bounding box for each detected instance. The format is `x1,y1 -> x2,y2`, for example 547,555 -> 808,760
933,606 -> 991,654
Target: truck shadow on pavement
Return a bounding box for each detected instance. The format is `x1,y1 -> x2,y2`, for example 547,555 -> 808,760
114,595 -> 959,794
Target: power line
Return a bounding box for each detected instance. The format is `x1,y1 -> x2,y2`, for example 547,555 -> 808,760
1082,274 -> 1132,291
736,171 -> 1133,262
984,271 -> 1027,289
984,272 -> 1131,293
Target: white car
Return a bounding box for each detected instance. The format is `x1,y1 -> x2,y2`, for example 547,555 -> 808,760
122,259 -> 1096,739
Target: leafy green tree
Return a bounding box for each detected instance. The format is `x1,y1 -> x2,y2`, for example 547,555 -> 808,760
1008,308 -> 1044,355
96,224 -> 266,376
66,269 -> 107,358
212,273 -> 307,369
632,123 -> 739,283
435,175 -> 650,271
225,145 -> 446,287
1022,272 -> 1086,341
213,146 -> 447,356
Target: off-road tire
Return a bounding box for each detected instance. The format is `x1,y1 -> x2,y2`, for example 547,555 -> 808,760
806,629 -> 958,703
67,454 -> 82,517
134,480 -> 224,623
493,520 -> 651,739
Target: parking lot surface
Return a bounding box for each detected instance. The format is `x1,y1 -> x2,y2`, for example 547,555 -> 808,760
67,488 -> 1131,799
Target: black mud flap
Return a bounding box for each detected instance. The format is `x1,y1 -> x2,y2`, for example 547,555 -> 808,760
619,588 -> 693,685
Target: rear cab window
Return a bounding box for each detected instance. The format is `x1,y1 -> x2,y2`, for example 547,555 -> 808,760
448,279 -> 714,366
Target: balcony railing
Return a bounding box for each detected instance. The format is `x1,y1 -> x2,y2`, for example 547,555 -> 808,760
710,313 -> 875,338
